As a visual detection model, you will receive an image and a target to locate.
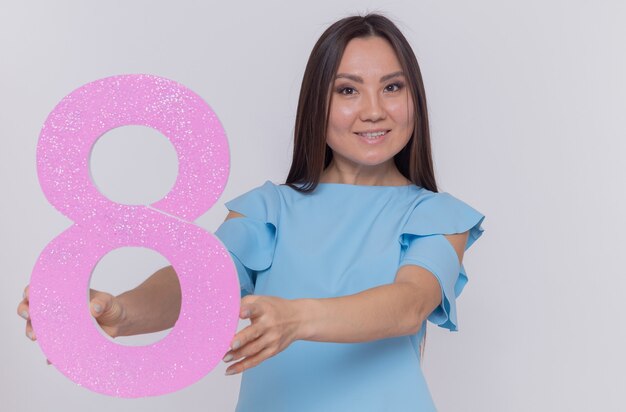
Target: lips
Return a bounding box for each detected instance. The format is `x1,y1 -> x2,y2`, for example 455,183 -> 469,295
355,129 -> 390,143
358,130 -> 387,138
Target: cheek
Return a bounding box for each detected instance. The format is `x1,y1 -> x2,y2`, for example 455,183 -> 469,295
387,100 -> 414,127
328,103 -> 358,132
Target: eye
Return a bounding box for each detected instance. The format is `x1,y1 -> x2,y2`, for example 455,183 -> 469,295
336,86 -> 357,95
384,82 -> 404,93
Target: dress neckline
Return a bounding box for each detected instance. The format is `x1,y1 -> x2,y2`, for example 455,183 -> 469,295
316,182 -> 417,188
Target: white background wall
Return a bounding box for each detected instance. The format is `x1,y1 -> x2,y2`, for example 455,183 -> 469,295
1,1 -> 624,411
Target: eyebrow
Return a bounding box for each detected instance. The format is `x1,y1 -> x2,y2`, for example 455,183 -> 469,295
334,71 -> 405,83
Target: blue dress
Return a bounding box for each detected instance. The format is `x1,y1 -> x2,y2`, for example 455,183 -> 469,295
214,180 -> 485,412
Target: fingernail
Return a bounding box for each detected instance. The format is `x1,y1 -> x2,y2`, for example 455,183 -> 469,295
20,311 -> 29,320
223,354 -> 233,362
93,304 -> 102,314
225,369 -> 236,376
231,340 -> 241,350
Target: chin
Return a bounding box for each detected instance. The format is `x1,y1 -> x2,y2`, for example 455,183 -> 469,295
353,157 -> 395,167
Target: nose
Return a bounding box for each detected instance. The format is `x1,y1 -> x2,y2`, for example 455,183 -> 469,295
359,92 -> 386,122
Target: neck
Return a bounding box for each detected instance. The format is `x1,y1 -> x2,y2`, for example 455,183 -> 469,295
319,161 -> 409,186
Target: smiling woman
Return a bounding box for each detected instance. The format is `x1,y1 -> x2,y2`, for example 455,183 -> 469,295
287,13 -> 434,191
17,12 -> 486,412
324,36 -> 415,181
212,13 -> 486,412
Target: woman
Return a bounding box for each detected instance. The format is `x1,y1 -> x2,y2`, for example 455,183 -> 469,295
18,13 -> 485,411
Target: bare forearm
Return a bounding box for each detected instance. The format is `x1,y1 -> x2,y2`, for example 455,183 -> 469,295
297,281 -> 439,343
116,265 -> 181,336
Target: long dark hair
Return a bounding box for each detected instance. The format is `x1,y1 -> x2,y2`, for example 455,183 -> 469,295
284,13 -> 437,194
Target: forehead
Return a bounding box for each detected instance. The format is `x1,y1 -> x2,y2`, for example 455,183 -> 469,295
337,36 -> 403,75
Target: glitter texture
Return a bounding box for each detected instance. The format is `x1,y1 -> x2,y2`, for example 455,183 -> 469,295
30,74 -> 239,398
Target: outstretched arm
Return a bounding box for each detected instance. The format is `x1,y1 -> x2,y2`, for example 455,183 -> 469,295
112,264 -> 181,337
19,210 -> 243,341
300,231 -> 468,342
298,266 -> 441,342
222,231 -> 469,375
113,210 -> 246,336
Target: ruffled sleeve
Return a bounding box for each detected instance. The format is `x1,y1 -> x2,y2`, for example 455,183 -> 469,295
214,181 -> 281,298
398,191 -> 485,331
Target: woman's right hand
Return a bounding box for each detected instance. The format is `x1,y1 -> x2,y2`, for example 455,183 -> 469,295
17,284 -> 127,342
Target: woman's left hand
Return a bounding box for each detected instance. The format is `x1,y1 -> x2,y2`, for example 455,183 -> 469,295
223,294 -> 304,375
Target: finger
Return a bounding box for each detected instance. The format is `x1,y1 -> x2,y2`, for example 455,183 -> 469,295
240,295 -> 262,318
240,302 -> 258,319
99,325 -> 118,339
240,307 -> 251,319
229,323 -> 263,352
89,294 -> 111,318
25,320 -> 36,341
23,285 -> 29,302
17,300 -> 29,320
241,294 -> 260,305
225,334 -> 267,363
225,346 -> 275,376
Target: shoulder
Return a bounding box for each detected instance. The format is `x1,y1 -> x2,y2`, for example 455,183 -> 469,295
409,189 -> 483,224
402,188 -> 486,251
411,188 -> 468,209
224,180 -> 281,225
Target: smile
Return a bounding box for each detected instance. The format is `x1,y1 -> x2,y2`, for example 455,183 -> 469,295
355,130 -> 390,144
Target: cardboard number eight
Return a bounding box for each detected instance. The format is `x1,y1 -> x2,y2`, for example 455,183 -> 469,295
29,74 -> 239,397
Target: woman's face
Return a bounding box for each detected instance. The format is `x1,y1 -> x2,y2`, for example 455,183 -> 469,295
326,36 -> 415,174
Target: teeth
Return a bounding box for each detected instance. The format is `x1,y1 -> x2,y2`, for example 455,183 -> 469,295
359,131 -> 387,138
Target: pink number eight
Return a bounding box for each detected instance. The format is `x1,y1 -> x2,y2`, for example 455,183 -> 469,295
29,74 -> 239,397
